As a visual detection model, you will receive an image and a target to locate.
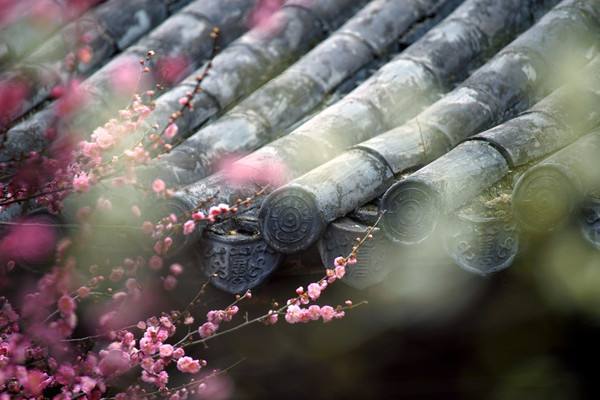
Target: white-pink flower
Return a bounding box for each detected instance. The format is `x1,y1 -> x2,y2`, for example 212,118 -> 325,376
81,140 -> 99,158
307,305 -> 321,321
334,256 -> 347,267
92,127 -> 116,149
307,283 -> 321,301
334,265 -> 346,279
319,305 -> 336,323
192,211 -> 206,220
207,310 -> 225,324
265,312 -> 278,325
172,347 -> 185,359
198,322 -> 217,338
124,145 -> 149,163
72,172 -> 91,193
159,344 -> 174,358
170,263 -> 183,276
284,304 -> 302,324
152,179 -> 166,194
176,356 -> 201,374
139,337 -> 158,355
156,370 -> 168,388
183,220 -> 196,235
227,305 -> 239,317
77,376 -> 97,395
57,295 -> 76,315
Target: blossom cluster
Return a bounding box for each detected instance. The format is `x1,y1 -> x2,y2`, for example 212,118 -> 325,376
98,316 -> 194,390
0,232 -> 365,398
0,293 -> 236,398
0,296 -> 108,398
280,256 -> 357,325
181,203 -> 236,236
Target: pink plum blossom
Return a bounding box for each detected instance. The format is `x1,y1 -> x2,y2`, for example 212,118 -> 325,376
164,123 -> 178,139
172,347 -> 185,359
284,305 -> 302,324
183,220 -> 196,235
159,344 -> 174,358
265,312 -> 278,325
307,305 -> 321,321
207,310 -> 224,325
307,283 -> 321,301
91,127 -> 116,149
169,263 -> 183,276
198,322 -> 217,338
176,356 -> 201,374
320,306 -> 336,323
152,179 -> 166,193
192,211 -> 206,220
57,295 -> 76,315
334,256 -> 347,267
334,265 -> 346,279
72,172 -> 91,192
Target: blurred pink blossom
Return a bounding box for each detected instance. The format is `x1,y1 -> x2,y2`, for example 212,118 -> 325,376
91,127 -> 116,149
163,275 -> 177,291
152,179 -> 166,194
109,56 -> 141,96
156,55 -> 189,86
248,0 -> 284,30
55,79 -> 88,117
0,79 -> 28,126
164,123 -> 179,139
195,372 -> 234,400
57,295 -> 76,315
72,172 -> 91,192
148,255 -> 163,271
221,156 -> 287,186
183,220 -> 196,235
0,215 -> 58,265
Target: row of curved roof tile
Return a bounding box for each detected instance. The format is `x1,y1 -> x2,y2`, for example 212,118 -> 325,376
2,0 -> 600,293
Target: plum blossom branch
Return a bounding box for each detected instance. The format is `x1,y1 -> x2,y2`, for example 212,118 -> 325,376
100,358 -> 245,400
